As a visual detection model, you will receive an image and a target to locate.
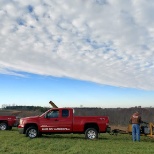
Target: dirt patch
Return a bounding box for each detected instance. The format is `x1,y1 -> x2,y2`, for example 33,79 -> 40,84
110,125 -> 128,131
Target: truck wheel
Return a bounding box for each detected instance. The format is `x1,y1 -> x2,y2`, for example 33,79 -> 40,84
0,123 -> 8,130
26,127 -> 38,139
85,128 -> 98,140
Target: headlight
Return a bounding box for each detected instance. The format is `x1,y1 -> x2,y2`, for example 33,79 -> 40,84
19,119 -> 23,125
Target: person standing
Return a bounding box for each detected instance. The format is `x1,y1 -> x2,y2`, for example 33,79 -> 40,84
130,111 -> 142,141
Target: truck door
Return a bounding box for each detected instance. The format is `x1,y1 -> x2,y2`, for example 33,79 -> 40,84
58,109 -> 73,132
39,109 -> 72,133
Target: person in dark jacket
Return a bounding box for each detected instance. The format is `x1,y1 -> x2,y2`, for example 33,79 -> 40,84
130,111 -> 142,141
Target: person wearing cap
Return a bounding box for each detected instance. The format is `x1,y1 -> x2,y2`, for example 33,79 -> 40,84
129,111 -> 142,141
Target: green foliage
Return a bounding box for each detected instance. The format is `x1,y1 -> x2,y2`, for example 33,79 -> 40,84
4,105 -> 50,112
0,128 -> 154,154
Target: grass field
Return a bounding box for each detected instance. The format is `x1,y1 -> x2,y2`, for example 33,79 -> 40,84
0,128 -> 154,154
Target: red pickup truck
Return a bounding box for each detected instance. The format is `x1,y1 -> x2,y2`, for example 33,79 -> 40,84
18,108 -> 110,139
0,116 -> 17,130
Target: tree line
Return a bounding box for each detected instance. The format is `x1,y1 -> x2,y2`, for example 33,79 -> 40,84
74,107 -> 154,126
1,105 -> 50,113
1,105 -> 154,126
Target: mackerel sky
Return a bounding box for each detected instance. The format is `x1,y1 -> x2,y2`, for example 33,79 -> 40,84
0,0 -> 154,108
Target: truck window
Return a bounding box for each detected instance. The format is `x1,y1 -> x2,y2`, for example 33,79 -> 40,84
62,109 -> 69,117
46,110 -> 59,118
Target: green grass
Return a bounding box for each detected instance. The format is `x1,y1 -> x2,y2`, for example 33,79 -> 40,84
0,128 -> 154,154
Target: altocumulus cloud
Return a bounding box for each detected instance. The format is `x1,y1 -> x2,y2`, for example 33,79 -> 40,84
0,0 -> 154,90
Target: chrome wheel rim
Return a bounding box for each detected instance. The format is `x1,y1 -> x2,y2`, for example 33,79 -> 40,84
87,130 -> 96,139
28,129 -> 37,138
0,124 -> 7,130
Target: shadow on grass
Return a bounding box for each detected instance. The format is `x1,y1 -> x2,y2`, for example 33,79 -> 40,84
40,134 -> 109,140
25,133 -> 154,143
103,133 -> 154,143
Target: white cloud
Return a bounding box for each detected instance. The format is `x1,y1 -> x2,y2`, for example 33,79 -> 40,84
0,0 -> 154,90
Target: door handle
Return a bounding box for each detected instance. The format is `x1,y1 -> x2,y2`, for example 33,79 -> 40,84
55,119 -> 59,121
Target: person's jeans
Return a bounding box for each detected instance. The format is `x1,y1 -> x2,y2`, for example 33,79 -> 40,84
132,124 -> 140,141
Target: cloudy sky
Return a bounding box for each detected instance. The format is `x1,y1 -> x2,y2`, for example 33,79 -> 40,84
0,0 -> 154,108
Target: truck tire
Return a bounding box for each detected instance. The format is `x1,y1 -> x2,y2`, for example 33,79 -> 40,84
26,127 -> 38,139
8,126 -> 12,130
38,132 -> 42,137
85,128 -> 98,140
0,122 -> 8,130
